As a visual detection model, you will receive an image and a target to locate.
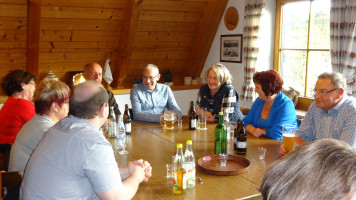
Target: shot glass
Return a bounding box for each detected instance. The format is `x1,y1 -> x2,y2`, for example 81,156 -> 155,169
258,147 -> 266,160
219,154 -> 228,167
177,119 -> 183,128
166,164 -> 173,178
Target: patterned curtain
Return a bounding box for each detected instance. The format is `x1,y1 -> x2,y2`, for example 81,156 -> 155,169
330,0 -> 356,97
240,0 -> 265,101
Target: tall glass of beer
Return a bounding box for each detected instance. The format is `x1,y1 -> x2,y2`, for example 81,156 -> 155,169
164,110 -> 175,129
282,124 -> 296,153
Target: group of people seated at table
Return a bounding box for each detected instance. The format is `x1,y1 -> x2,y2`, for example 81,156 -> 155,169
0,61 -> 355,199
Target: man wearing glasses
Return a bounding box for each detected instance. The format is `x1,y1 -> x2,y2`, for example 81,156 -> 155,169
130,64 -> 182,122
279,72 -> 356,155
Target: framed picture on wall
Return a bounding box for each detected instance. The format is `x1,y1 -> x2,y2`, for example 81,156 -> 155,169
220,34 -> 243,63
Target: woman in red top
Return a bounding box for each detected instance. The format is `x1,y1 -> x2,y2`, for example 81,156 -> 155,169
0,70 -> 36,145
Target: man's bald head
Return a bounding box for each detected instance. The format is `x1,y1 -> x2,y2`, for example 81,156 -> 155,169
83,63 -> 103,83
69,80 -> 108,119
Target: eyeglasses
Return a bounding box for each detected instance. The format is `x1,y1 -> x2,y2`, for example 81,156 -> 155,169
313,88 -> 339,96
142,74 -> 159,80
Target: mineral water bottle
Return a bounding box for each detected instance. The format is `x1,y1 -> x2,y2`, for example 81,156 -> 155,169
184,140 -> 195,189
173,143 -> 186,194
215,112 -> 227,154
116,115 -> 125,149
108,106 -> 117,138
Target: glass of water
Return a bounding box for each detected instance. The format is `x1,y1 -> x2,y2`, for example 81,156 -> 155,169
117,132 -> 128,154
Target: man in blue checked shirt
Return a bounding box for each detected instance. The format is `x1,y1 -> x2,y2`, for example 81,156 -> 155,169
279,72 -> 356,155
130,64 -> 182,122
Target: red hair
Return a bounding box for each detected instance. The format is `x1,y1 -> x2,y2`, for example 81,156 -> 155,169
253,70 -> 283,96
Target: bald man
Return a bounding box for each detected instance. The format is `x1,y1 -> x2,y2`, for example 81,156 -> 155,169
21,81 -> 152,200
83,62 -> 121,119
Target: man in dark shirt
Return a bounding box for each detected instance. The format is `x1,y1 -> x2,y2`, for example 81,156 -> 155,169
83,62 -> 121,118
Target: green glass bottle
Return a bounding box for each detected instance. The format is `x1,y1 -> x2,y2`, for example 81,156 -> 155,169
215,112 -> 227,154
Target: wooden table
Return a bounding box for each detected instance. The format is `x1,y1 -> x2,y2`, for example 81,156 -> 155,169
106,116 -> 281,200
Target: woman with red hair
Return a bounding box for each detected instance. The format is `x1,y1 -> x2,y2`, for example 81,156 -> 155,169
243,70 -> 297,140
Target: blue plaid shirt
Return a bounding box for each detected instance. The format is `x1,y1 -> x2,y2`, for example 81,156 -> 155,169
298,95 -> 356,147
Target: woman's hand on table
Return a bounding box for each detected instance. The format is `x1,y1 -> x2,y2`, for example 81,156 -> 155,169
250,127 -> 266,137
206,112 -> 215,122
277,144 -> 287,157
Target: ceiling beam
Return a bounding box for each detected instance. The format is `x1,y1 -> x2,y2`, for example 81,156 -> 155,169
112,0 -> 142,88
184,0 -> 228,78
26,0 -> 41,75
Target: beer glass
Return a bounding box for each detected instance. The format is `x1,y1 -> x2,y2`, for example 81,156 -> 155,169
282,124 -> 296,153
198,108 -> 207,130
160,110 -> 175,129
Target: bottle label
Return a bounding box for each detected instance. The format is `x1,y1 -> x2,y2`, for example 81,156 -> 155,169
190,119 -> 196,128
185,163 -> 195,188
173,168 -> 186,193
237,142 -> 247,148
125,123 -> 131,132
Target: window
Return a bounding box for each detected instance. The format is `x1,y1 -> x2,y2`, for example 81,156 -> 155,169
274,0 -> 332,99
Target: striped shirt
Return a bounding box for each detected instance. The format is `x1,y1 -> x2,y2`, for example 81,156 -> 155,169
298,95 -> 356,147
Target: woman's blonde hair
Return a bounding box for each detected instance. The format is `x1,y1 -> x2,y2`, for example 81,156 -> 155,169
204,63 -> 232,85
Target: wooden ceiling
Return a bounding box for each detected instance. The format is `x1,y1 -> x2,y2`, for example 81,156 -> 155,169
0,0 -> 228,87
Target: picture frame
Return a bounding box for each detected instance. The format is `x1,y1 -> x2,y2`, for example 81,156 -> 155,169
220,34 -> 243,63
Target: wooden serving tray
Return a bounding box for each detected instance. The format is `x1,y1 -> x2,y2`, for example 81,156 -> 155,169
197,154 -> 250,176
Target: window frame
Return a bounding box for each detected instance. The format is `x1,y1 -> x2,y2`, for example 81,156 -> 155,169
274,0 -> 330,110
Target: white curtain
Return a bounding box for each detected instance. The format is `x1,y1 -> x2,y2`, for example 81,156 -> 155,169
240,0 -> 265,101
330,0 -> 356,96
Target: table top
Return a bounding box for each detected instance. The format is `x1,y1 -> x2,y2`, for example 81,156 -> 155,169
106,116 -> 281,200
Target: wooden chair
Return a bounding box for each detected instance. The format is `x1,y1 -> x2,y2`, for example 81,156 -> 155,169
0,171 -> 22,199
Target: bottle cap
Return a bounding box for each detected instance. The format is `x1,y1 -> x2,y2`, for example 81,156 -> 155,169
177,143 -> 183,148
186,140 -> 192,144
219,112 -> 223,115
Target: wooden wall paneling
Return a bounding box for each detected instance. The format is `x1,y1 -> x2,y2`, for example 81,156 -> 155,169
184,0 -> 228,77
41,6 -> 125,20
139,10 -> 201,23
113,0 -> 142,88
0,4 -> 27,17
41,18 -> 122,31
0,30 -> 26,42
26,0 -> 41,75
0,17 -> 27,30
133,41 -> 191,49
137,21 -> 198,32
135,31 -> 195,42
41,0 -> 128,9
130,50 -> 190,60
142,0 -> 204,12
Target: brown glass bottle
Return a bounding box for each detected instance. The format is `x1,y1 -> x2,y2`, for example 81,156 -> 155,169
233,119 -> 241,151
188,101 -> 197,130
123,104 -> 132,135
236,120 -> 247,155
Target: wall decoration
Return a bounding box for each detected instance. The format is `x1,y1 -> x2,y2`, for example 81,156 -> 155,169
220,34 -> 243,63
224,7 -> 239,30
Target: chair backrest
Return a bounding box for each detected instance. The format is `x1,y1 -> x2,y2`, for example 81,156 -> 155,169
0,171 -> 22,199
0,144 -> 12,171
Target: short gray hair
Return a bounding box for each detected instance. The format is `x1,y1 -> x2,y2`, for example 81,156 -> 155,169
260,139 -> 356,200
204,63 -> 232,85
143,64 -> 159,74
318,72 -> 346,90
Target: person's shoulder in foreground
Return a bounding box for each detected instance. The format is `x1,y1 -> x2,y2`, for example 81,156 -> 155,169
21,80 -> 152,200
261,139 -> 356,200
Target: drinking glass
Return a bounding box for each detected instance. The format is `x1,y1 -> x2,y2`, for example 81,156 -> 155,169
160,110 -> 175,129
117,132 -> 128,154
282,124 -> 296,153
198,109 -> 207,130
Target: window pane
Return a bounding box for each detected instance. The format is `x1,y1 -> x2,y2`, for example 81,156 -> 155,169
306,51 -> 332,97
281,2 -> 310,49
309,0 -> 330,49
280,50 -> 307,95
